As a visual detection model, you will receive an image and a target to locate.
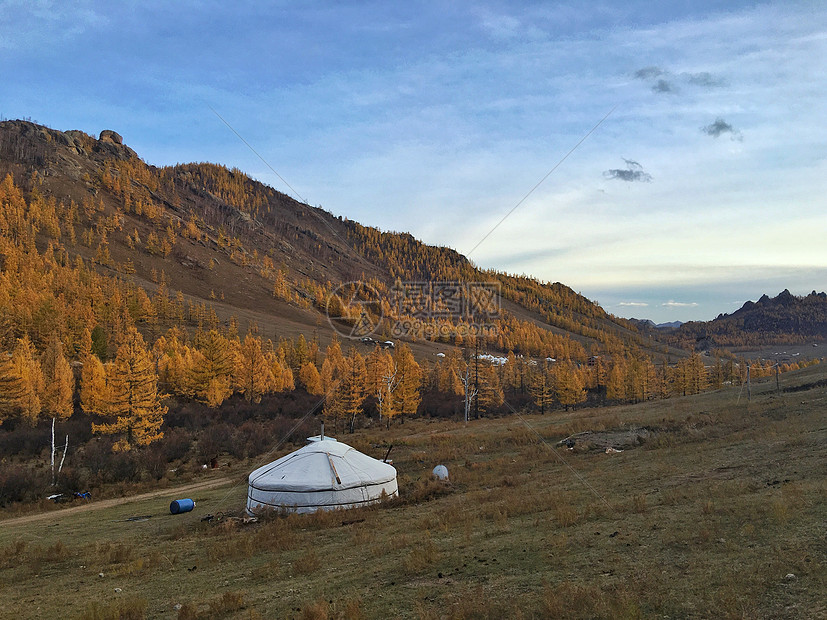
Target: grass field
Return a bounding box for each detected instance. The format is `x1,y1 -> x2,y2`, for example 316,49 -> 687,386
1,365 -> 825,619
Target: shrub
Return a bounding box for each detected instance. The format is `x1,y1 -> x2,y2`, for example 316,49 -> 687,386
0,465 -> 48,506
140,445 -> 168,481
0,422 -> 46,457
97,541 -> 134,564
82,439 -> 140,483
109,450 -> 141,483
229,420 -> 270,459
197,423 -> 231,461
403,534 -> 439,573
161,427 -> 193,461
176,603 -> 198,620
554,503 -> 578,527
632,493 -> 647,513
78,597 -> 147,620
206,590 -> 245,616
48,540 -> 70,562
301,600 -> 330,620
542,581 -> 642,619
55,465 -> 90,494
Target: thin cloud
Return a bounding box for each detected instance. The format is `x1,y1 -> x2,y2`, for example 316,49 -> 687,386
636,67 -> 724,94
662,300 -> 698,308
634,66 -> 664,80
685,71 -> 726,88
618,301 -> 648,307
702,117 -> 743,141
652,78 -> 676,94
604,158 -> 652,182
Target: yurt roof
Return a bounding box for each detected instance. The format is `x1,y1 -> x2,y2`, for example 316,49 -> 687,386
248,439 -> 396,493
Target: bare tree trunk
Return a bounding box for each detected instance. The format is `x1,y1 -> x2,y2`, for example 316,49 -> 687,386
58,435 -> 68,478
461,367 -> 477,425
50,417 -> 56,485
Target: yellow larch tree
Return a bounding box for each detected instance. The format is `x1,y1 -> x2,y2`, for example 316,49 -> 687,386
369,349 -> 399,427
235,334 -> 273,404
606,358 -> 628,401
299,361 -> 323,395
41,335 -> 74,421
4,336 -> 45,424
80,341 -> 109,417
476,362 -> 504,414
92,328 -> 166,451
436,349 -> 464,396
280,364 -> 295,392
502,351 -> 522,393
339,348 -> 367,433
553,362 -> 586,411
189,329 -> 235,407
0,352 -> 20,425
267,353 -> 285,392
392,343 -> 421,423
366,346 -> 394,396
529,360 -> 554,414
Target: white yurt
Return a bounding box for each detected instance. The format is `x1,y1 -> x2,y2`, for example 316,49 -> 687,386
246,437 -> 398,514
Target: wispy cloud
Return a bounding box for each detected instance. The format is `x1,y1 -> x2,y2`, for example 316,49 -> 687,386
652,78 -> 677,94
702,117 -> 743,141
634,66 -> 725,95
684,71 -> 726,88
634,66 -> 664,80
604,158 -> 652,182
618,301 -> 648,307
474,8 -> 523,40
662,300 -> 699,308
0,0 -> 106,50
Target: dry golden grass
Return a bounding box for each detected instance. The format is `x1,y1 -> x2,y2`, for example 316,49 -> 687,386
292,548 -> 321,575
0,364 -> 826,618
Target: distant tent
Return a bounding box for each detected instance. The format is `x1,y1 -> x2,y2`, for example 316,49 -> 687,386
246,438 -> 398,514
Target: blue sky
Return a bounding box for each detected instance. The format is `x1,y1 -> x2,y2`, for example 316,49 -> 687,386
2,1 -> 825,323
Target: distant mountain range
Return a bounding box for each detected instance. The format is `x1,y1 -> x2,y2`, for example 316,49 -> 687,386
629,318 -> 684,331
671,290 -> 827,349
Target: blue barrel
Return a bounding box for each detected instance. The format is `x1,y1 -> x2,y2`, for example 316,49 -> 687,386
170,498 -> 195,514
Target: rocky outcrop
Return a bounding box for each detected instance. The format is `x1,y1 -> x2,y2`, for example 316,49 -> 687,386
93,129 -> 136,160
99,130 -> 123,145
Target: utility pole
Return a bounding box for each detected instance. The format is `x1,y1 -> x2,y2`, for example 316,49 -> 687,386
776,363 -> 780,393
747,364 -> 751,401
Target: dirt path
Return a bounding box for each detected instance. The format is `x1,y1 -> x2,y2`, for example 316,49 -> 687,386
0,476 -> 234,528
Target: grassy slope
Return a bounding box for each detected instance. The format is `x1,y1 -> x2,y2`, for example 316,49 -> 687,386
1,366 -> 825,619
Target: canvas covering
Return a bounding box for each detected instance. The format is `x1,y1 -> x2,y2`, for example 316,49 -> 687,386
247,439 -> 398,514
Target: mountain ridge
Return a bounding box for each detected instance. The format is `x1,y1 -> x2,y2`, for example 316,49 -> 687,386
0,119 -> 663,360
670,289 -> 827,349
